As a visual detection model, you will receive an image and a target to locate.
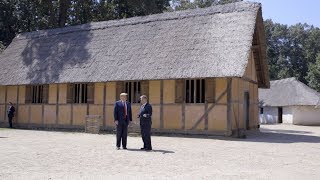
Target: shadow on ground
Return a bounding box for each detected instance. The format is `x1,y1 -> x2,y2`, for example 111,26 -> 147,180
260,128 -> 313,134
151,128 -> 320,144
240,130 -> 320,144
126,148 -> 175,154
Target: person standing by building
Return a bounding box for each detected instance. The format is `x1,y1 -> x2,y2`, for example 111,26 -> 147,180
114,93 -> 132,150
138,95 -> 152,151
7,102 -> 15,128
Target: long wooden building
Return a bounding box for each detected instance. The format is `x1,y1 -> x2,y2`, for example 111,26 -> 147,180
0,2 -> 269,136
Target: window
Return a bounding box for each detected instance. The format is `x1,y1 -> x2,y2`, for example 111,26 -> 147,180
25,85 -> 49,104
73,83 -> 88,103
175,79 -> 213,104
116,81 -> 149,103
125,81 -> 141,103
67,83 -> 94,104
185,79 -> 205,103
260,108 -> 264,114
32,85 -> 44,103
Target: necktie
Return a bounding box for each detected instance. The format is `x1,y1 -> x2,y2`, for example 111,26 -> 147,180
123,102 -> 127,118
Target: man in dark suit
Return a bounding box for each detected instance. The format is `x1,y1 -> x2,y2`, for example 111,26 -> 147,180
7,102 -> 15,128
138,95 -> 152,151
114,93 -> 132,150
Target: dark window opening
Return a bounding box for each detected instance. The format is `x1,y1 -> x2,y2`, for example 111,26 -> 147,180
278,107 -> 283,123
125,81 -> 141,103
185,79 -> 205,103
32,85 -> 43,103
260,108 -> 264,114
73,83 -> 88,103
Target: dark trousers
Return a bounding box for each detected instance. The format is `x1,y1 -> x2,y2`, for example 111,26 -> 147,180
140,121 -> 152,149
116,122 -> 128,148
8,116 -> 13,128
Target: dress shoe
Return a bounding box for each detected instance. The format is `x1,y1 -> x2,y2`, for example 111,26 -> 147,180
116,147 -> 120,150
123,147 -> 127,149
140,148 -> 145,150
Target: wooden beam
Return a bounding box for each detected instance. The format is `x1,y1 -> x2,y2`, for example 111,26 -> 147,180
190,85 -> 228,130
28,103 -> 31,127
4,86 -> 7,123
204,101 -> 208,130
56,84 -> 59,126
103,83 -> 106,128
42,103 -> 44,126
226,78 -> 232,136
16,86 -> 19,124
182,103 -> 185,130
251,44 -> 260,49
241,77 -> 258,85
160,80 -> 164,129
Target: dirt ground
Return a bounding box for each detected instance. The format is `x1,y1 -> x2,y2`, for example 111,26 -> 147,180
0,124 -> 320,180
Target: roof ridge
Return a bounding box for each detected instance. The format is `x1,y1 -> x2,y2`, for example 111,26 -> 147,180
16,1 -> 260,40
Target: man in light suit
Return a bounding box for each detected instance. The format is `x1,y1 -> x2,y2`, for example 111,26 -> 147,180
138,95 -> 152,151
114,93 -> 132,150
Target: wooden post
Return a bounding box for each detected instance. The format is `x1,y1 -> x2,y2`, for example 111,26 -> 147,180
16,86 -> 19,124
103,83 -> 106,128
226,78 -> 233,136
71,103 -> 73,126
4,86 -> 7,124
42,103 -> 44,126
204,101 -> 208,130
160,80 -> 164,129
28,103 -> 31,127
56,84 -> 59,126
182,101 -> 185,130
182,80 -> 186,130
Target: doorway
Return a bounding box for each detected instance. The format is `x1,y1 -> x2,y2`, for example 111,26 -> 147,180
244,92 -> 250,130
278,107 -> 283,123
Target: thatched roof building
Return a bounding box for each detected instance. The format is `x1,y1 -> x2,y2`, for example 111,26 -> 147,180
259,78 -> 320,107
0,1 -> 269,88
0,1 -> 269,136
259,78 -> 320,125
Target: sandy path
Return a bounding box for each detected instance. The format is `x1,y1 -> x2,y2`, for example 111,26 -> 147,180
0,124 -> 320,180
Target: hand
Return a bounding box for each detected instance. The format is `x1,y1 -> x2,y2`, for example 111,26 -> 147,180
114,120 -> 118,126
143,114 -> 147,118
137,113 -> 140,118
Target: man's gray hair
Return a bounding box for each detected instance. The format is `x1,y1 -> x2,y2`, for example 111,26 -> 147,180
140,95 -> 148,100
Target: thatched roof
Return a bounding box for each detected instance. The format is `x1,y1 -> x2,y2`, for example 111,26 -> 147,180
259,78 -> 320,107
0,1 -> 269,87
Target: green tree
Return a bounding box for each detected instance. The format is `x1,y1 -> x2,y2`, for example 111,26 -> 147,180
113,0 -> 170,19
307,53 -> 320,91
171,0 -> 242,10
0,41 -> 5,53
0,0 -> 17,46
264,19 -> 320,89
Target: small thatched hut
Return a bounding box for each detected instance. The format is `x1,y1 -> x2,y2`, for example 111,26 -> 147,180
0,2 -> 269,136
259,78 -> 320,125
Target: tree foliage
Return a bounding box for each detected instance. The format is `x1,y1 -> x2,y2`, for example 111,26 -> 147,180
307,53 -> 320,91
0,41 -> 5,54
265,20 -> 320,91
0,0 -> 170,46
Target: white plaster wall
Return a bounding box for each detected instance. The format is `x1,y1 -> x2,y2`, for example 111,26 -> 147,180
282,107 -> 293,124
259,107 -> 278,124
293,106 -> 320,125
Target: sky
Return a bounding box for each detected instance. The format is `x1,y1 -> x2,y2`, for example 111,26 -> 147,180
247,0 -> 320,27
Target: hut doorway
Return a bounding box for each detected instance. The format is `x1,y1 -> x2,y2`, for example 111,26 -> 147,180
278,107 -> 283,123
244,92 -> 250,130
